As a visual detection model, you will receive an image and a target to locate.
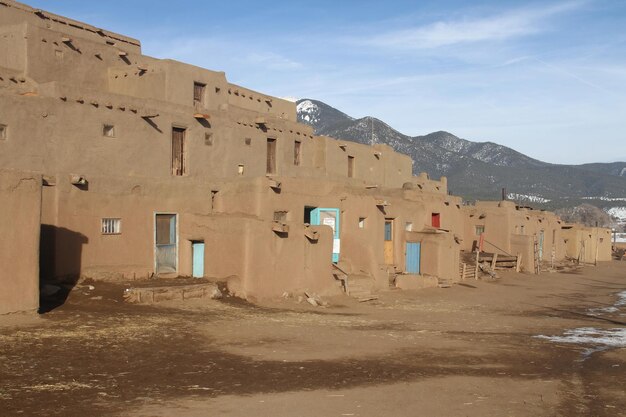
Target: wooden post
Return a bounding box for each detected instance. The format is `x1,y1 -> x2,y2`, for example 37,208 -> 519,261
462,263 -> 467,281
491,253 -> 498,271
516,253 -> 522,273
474,249 -> 480,280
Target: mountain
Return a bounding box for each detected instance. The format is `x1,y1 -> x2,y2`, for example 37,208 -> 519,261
296,99 -> 626,216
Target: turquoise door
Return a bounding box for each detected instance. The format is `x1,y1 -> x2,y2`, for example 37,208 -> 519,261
405,242 -> 421,274
310,208 -> 340,263
192,242 -> 204,278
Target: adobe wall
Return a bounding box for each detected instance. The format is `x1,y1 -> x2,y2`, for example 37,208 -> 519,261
0,170 -> 41,314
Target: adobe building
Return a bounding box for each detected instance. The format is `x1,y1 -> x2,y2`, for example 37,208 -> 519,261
0,169 -> 41,314
462,200 -> 611,272
0,0 -> 467,310
0,1 -> 613,313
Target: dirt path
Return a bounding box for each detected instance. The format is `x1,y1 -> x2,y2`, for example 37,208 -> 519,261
1,262 -> 625,417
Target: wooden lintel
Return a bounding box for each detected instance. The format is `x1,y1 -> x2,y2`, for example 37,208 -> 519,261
304,228 -> 319,241
375,199 -> 389,207
194,113 -> 210,120
272,221 -> 289,234
268,179 -> 281,190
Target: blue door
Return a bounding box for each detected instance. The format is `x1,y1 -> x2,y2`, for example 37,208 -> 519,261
310,208 -> 340,263
192,242 -> 204,278
405,242 -> 421,274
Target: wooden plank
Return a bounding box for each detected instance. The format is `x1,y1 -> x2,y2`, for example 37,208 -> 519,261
491,253 -> 498,270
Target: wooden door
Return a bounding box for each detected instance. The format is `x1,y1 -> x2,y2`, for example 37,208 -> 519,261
155,214 -> 177,274
405,242 -> 421,274
384,219 -> 394,264
192,241 -> 204,278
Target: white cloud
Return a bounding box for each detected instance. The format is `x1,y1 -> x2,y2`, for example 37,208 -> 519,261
245,52 -> 302,70
362,1 -> 586,50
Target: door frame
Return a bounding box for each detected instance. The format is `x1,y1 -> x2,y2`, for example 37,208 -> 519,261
384,218 -> 395,265
154,212 -> 179,275
310,207 -> 341,263
191,240 -> 205,278
405,241 -> 421,274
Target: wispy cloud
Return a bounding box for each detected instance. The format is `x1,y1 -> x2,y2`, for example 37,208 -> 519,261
245,52 -> 302,71
361,1 -> 586,50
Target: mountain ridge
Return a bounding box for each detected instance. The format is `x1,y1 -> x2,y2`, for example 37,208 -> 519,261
296,98 -> 626,212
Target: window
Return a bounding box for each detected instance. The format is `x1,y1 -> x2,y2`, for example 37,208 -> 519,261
358,217 -> 366,229
266,138 -> 276,174
193,82 -> 206,105
520,225 -> 525,235
102,124 -> 115,137
475,225 -> 485,236
294,140 -> 301,166
273,211 -> 288,222
0,124 -> 6,140
431,213 -> 441,228
101,218 -> 121,235
237,164 -> 244,175
172,127 -> 186,176
405,222 -> 413,232
205,132 -> 213,146
348,155 -> 355,178
244,137 -> 252,146
384,220 -> 393,241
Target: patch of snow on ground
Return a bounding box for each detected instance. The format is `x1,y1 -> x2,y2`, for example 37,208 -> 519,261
534,290 -> 626,357
535,328 -> 626,356
507,193 -> 551,203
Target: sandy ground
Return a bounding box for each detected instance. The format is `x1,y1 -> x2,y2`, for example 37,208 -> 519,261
1,262 -> 625,417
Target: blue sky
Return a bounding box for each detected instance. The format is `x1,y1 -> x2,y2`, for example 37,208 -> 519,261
26,0 -> 626,164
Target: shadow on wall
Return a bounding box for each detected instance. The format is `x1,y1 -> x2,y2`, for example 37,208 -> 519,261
39,224 -> 88,313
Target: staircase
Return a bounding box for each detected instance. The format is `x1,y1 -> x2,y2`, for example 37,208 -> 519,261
346,274 -> 377,300
331,264 -> 377,300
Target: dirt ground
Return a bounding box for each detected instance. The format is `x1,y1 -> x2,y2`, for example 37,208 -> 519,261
1,262 -> 625,417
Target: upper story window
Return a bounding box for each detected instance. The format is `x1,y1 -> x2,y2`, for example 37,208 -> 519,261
102,218 -> 121,235
348,155 -> 355,178
0,124 -> 7,140
172,127 -> 187,176
294,140 -> 301,166
102,124 -> 115,138
475,225 -> 485,236
193,82 -> 206,106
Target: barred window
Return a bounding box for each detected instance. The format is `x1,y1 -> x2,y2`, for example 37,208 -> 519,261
102,218 -> 121,235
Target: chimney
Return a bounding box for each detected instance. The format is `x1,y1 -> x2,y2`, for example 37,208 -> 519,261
501,187 -> 507,201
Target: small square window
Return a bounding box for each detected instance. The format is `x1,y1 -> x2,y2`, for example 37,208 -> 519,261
205,132 -> 213,146
102,218 -> 121,235
0,124 -> 7,140
274,211 -> 288,222
244,137 -> 252,146
475,225 -> 485,236
405,222 -> 413,232
237,164 -> 244,175
103,124 -> 115,137
358,217 -> 366,229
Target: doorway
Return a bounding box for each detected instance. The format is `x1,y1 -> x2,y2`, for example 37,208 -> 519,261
155,213 -> 177,274
405,242 -> 421,274
384,218 -> 394,264
191,241 -> 205,278
310,208 -> 340,262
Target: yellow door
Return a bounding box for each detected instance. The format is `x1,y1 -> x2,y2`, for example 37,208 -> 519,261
384,219 -> 394,264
